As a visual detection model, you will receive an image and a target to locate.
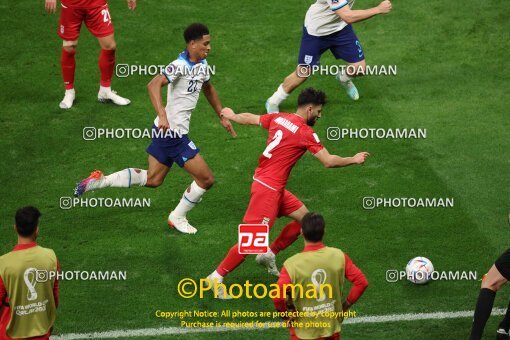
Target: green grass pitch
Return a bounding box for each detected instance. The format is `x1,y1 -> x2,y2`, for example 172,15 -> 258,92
0,0 -> 509,338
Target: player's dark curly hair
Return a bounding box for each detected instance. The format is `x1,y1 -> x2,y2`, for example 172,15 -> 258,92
297,88 -> 327,107
301,212 -> 325,243
15,206 -> 41,237
184,23 -> 210,43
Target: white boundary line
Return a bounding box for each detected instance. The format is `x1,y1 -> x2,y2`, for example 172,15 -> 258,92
51,308 -> 507,339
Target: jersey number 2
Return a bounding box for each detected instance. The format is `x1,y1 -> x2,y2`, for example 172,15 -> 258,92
263,130 -> 283,159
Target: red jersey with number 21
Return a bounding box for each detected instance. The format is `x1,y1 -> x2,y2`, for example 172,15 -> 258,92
253,113 -> 324,192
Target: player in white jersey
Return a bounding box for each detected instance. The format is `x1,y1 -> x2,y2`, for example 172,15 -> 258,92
73,23 -> 237,234
266,0 -> 392,112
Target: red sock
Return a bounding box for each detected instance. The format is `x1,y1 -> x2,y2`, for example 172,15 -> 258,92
61,48 -> 76,90
99,49 -> 116,87
270,221 -> 301,255
216,244 -> 247,277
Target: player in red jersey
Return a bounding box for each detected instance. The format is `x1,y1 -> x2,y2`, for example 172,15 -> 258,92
206,88 -> 369,298
44,0 -> 136,109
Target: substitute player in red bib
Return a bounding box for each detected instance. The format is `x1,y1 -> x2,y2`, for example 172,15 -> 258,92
207,88 -> 369,298
44,0 -> 135,109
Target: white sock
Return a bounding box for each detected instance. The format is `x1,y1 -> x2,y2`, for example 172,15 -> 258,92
103,168 -> 147,188
100,85 -> 111,93
65,89 -> 75,95
209,270 -> 223,283
338,71 -> 351,84
172,181 -> 207,217
268,84 -> 289,105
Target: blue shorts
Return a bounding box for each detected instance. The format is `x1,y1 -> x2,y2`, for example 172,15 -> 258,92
298,25 -> 364,65
146,126 -> 200,168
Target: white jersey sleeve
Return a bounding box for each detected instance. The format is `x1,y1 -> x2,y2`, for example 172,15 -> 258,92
328,0 -> 350,11
162,60 -> 182,83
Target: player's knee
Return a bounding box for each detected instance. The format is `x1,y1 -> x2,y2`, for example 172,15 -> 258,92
481,277 -> 503,291
102,41 -> 116,50
63,46 -> 76,53
99,37 -> 117,51
62,40 -> 78,51
481,281 -> 497,291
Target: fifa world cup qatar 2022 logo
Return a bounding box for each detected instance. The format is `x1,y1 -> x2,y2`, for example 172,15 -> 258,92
311,269 -> 328,302
23,268 -> 39,301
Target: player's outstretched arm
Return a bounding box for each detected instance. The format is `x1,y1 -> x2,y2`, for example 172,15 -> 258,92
147,75 -> 170,131
220,108 -> 261,126
127,0 -> 137,11
314,148 -> 369,168
334,0 -> 392,24
203,82 -> 237,138
45,0 -> 56,14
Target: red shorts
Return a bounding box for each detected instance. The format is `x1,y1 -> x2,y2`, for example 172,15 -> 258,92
58,4 -> 114,41
243,180 -> 304,228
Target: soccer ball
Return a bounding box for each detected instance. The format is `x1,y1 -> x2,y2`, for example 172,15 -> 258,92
406,257 -> 434,284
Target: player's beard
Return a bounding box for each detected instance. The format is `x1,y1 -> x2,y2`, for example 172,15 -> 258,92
307,117 -> 317,126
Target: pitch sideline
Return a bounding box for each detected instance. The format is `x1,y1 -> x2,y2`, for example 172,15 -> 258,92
51,308 -> 506,339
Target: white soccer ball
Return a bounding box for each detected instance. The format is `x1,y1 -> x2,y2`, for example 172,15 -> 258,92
406,257 -> 434,284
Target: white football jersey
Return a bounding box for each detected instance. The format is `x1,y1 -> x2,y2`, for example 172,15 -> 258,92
305,0 -> 355,36
155,50 -> 211,135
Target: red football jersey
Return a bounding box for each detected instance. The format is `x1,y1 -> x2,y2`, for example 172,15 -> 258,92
61,0 -> 107,9
253,113 -> 324,191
